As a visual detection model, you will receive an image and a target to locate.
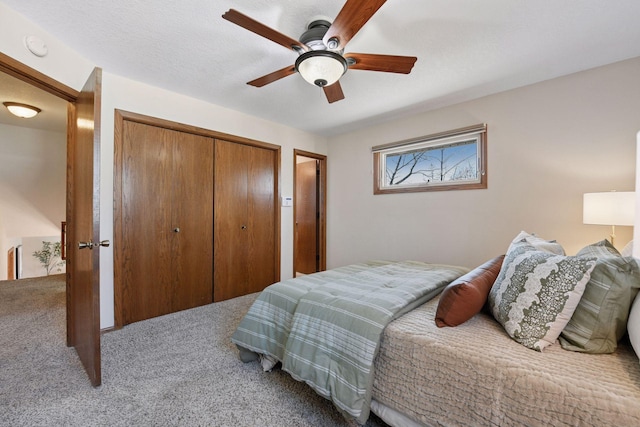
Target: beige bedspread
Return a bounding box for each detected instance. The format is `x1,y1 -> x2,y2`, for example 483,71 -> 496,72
372,295 -> 640,426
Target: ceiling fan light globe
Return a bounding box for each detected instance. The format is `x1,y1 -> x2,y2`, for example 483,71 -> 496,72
295,51 -> 347,87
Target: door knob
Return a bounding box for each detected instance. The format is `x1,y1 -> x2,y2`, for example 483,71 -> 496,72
173,227 -> 180,233
241,225 -> 247,230
78,240 -> 111,249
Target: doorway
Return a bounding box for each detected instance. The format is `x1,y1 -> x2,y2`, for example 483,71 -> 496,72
1,53 -> 103,386
0,70 -> 69,280
293,150 -> 327,276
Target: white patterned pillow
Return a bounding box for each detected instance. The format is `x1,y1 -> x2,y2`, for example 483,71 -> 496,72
488,240 -> 597,351
508,230 -> 565,255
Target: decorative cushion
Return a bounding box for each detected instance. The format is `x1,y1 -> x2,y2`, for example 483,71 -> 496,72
508,230 -> 565,255
576,239 -> 620,258
628,293 -> 640,360
621,240 -> 634,257
560,240 -> 640,353
488,240 -> 596,351
435,255 -> 505,327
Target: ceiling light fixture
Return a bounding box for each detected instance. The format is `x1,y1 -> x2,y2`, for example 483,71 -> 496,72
3,102 -> 41,118
295,50 -> 348,88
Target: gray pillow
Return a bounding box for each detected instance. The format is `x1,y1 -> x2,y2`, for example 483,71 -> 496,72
488,240 -> 596,351
560,240 -> 640,353
575,239 -> 620,258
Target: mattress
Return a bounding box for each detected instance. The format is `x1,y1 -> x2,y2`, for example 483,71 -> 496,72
232,261 -> 469,424
372,295 -> 640,426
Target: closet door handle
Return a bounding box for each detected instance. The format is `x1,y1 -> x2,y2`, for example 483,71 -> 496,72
241,225 -> 247,230
173,228 -> 180,233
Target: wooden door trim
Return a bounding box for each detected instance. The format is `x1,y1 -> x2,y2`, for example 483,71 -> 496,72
114,110 -> 281,328
115,110 -> 281,150
293,149 -> 327,277
0,52 -> 79,101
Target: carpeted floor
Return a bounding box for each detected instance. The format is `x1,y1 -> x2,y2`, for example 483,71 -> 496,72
0,275 -> 388,426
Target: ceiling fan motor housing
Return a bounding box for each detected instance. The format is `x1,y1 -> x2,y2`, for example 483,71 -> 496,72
299,18 -> 336,51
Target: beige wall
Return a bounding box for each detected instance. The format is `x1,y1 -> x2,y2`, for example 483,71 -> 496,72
327,57 -> 640,269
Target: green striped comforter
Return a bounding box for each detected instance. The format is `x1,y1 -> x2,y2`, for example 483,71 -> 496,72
231,260 -> 468,424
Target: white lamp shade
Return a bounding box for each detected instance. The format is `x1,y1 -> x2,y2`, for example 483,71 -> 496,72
583,191 -> 635,226
295,51 -> 347,87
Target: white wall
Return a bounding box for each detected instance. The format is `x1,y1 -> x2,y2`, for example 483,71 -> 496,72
327,57 -> 640,270
0,123 -> 66,280
1,3 -> 328,328
0,3 -> 94,90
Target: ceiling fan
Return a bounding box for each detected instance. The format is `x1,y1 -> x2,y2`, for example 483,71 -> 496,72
222,0 -> 417,103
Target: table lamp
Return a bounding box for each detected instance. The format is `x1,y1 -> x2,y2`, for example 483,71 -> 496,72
583,191 -> 635,246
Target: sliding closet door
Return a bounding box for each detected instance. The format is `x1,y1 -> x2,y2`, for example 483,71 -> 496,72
121,121 -> 174,322
120,121 -> 213,324
171,132 -> 214,312
214,139 -> 277,301
247,145 -> 277,288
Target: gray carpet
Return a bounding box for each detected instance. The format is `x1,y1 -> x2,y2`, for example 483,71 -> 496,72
0,275 -> 388,426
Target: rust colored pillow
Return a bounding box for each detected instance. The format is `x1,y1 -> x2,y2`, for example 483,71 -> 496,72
435,255 -> 505,327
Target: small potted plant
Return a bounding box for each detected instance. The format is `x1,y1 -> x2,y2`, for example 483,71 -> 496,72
32,241 -> 65,275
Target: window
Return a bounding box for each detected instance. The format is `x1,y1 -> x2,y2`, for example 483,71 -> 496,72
373,124 -> 487,194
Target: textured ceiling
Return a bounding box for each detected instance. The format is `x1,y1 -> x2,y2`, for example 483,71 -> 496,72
2,0 -> 640,136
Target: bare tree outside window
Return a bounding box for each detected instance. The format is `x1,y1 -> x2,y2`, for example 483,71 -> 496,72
385,140 -> 478,186
373,125 -> 487,194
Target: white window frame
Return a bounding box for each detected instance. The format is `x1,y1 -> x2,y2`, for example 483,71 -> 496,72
373,124 -> 487,194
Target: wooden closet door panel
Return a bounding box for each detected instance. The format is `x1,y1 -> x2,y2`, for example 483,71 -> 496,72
214,139 -> 249,301
171,131 -> 214,311
247,146 -> 277,291
122,121 -> 173,323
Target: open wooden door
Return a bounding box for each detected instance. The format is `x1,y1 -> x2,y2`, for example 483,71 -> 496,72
295,158 -> 319,274
67,67 -> 103,386
293,150 -> 327,277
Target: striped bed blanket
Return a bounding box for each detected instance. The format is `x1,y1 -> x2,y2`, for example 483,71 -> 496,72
231,260 -> 468,424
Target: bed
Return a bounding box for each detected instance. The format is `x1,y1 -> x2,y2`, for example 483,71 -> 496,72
231,260 -> 469,424
231,232 -> 640,426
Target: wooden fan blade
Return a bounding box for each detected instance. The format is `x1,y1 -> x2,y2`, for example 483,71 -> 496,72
247,65 -> 297,87
222,9 -> 308,52
323,82 -> 345,103
323,0 -> 387,50
345,53 -> 417,74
